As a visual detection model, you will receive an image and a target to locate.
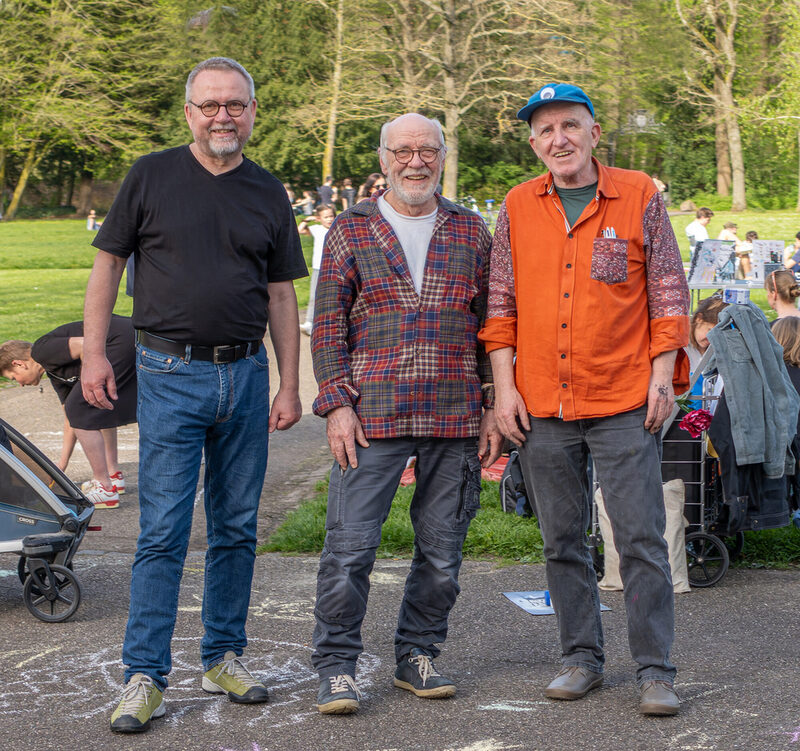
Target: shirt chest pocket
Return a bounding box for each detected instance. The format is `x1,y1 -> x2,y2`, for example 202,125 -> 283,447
591,238 -> 629,285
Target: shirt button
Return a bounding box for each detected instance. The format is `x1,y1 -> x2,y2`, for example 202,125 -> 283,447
561,323 -> 567,328
562,383 -> 568,388
568,233 -> 574,238
566,263 -> 572,269
561,354 -> 566,359
564,293 -> 569,298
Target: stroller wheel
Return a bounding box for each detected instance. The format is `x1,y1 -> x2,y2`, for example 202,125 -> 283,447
18,557 -> 73,590
686,532 -> 729,588
23,564 -> 81,623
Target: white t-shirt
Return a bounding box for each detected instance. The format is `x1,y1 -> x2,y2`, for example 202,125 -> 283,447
685,219 -> 709,249
377,195 -> 437,294
309,224 -> 328,269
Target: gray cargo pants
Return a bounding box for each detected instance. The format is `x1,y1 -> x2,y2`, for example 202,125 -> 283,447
311,437 -> 481,679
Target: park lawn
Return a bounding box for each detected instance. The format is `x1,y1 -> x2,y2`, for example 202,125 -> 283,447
0,269 -> 132,343
261,478 -> 546,564
0,218 -> 314,342
262,474 -> 800,568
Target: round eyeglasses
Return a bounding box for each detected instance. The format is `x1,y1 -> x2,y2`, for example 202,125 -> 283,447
385,147 -> 442,164
189,100 -> 251,118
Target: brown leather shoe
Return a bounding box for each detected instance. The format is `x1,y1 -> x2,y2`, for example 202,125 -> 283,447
544,666 -> 603,700
639,680 -> 679,716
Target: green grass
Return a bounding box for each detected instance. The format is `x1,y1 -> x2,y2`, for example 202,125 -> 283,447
0,269 -> 132,343
0,218 -> 313,343
261,478 -> 546,564
262,476 -> 800,567
737,526 -> 800,567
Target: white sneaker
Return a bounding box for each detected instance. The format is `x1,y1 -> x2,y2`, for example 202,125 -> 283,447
299,321 -> 313,336
83,480 -> 119,509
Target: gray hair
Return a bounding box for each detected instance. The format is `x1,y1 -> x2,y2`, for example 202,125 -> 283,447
185,57 -> 255,103
378,114 -> 446,152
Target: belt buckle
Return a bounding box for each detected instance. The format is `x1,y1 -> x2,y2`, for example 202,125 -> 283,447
213,346 -> 234,364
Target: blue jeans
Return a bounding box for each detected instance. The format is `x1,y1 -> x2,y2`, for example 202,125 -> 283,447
122,343 -> 270,690
517,406 -> 676,686
311,438 -> 481,679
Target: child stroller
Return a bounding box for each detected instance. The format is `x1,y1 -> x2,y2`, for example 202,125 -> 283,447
0,417 -> 94,622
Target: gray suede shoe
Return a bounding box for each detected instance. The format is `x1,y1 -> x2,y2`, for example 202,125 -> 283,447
639,680 -> 679,715
544,666 -> 603,700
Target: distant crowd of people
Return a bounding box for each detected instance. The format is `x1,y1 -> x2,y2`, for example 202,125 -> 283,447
283,173 -> 387,216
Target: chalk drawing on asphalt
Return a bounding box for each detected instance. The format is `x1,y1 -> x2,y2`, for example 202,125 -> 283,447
0,635 -> 381,730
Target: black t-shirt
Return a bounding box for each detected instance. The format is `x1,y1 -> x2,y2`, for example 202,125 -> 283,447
93,146 -> 307,344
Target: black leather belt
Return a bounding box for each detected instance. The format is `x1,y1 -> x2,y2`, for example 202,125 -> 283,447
136,330 -> 261,364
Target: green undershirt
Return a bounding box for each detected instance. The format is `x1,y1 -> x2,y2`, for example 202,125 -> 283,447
554,181 -> 598,228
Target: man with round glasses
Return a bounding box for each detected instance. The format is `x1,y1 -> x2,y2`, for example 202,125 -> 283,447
81,57 -> 307,733
309,112 -> 502,714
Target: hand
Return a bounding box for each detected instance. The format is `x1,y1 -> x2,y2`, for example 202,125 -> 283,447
478,409 -> 504,468
493,383 -> 530,445
80,354 -> 117,410
644,376 -> 674,434
326,405 -> 369,469
268,388 -> 302,432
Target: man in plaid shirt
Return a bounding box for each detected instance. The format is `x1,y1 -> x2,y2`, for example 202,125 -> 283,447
309,113 -> 502,715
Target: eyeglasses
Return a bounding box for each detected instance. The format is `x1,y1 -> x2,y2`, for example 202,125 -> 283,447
385,147 -> 442,164
189,100 -> 251,117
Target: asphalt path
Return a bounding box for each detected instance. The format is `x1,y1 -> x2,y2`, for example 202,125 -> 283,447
1,337 -> 799,750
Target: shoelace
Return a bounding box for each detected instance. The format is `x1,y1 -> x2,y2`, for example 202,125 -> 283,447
329,674 -> 361,698
119,676 -> 156,714
211,655 -> 261,689
408,654 -> 440,687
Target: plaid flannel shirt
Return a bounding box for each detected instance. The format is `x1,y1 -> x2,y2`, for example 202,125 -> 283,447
311,192 -> 493,438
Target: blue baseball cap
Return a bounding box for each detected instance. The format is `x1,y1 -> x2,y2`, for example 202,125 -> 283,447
517,83 -> 595,124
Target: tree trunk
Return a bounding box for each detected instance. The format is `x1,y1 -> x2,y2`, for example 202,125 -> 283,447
321,0 -> 344,183
76,171 -> 94,215
725,111 -> 746,210
796,128 -> 800,212
5,142 -> 39,221
0,143 -> 5,219
714,81 -> 731,196
440,0 -> 458,199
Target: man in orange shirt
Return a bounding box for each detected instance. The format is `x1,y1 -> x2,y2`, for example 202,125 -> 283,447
479,84 -> 690,716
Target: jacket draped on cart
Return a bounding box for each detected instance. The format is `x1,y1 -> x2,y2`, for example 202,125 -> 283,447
705,302 -> 799,478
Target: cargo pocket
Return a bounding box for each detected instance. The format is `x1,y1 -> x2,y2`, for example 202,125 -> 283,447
456,452 -> 482,524
590,238 -> 628,284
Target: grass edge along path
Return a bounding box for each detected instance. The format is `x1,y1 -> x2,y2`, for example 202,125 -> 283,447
261,479 -> 546,565
262,477 -> 800,569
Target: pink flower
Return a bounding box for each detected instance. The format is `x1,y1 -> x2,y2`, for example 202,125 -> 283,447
678,408 -> 713,438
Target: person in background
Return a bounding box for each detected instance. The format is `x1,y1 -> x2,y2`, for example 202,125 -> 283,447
87,209 -> 102,230
283,182 -> 296,204
298,203 -> 336,336
356,172 -> 387,201
685,207 -> 714,253
340,177 -> 356,210
783,231 -> 800,270
766,269 -> 800,322
0,315 -> 136,508
718,221 -> 751,278
768,316 -> 800,528
317,175 -> 337,207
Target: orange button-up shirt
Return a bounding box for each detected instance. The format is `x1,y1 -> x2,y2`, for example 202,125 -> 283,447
478,160 -> 690,421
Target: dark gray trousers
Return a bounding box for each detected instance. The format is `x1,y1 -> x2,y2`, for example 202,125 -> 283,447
517,405 -> 677,685
311,437 -> 481,679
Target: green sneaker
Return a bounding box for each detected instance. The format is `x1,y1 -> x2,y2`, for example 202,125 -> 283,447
202,651 -> 269,704
110,673 -> 165,733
